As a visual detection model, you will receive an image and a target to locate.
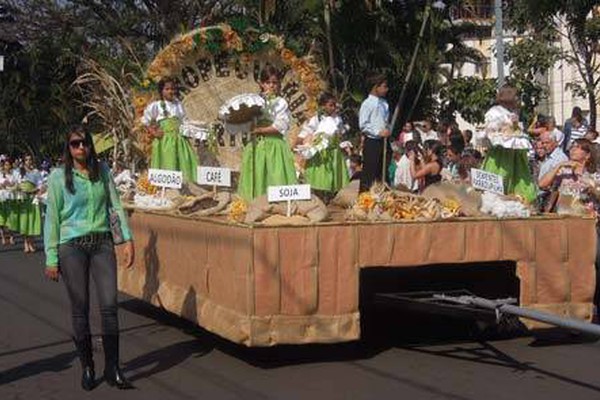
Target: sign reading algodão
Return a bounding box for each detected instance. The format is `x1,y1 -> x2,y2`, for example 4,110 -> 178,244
148,168 -> 183,189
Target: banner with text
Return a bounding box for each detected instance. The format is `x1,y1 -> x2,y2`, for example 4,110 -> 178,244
148,169 -> 183,189
197,166 -> 231,187
267,184 -> 311,202
471,168 -> 504,195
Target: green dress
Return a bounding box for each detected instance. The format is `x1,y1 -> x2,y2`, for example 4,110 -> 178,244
0,200 -> 8,227
482,147 -> 537,203
7,199 -> 20,232
151,117 -> 198,183
304,145 -> 349,192
238,135 -> 298,201
16,196 -> 41,236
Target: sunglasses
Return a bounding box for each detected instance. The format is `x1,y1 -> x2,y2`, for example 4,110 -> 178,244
69,139 -> 89,149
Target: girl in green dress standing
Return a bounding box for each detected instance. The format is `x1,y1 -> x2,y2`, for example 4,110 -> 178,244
238,66 -> 298,201
296,92 -> 349,197
0,159 -> 15,246
142,78 -> 198,182
16,154 -> 43,253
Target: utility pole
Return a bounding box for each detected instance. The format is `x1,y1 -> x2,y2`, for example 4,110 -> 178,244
494,0 -> 504,88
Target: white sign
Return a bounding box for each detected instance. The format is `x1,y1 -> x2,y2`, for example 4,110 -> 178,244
471,168 -> 504,195
197,166 -> 231,187
268,184 -> 311,202
148,168 -> 183,189
0,55 -> 4,72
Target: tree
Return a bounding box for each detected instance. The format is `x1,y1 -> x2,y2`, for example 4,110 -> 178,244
506,0 -> 600,129
0,3 -> 85,157
0,0 -> 488,157
0,0 -> 236,157
504,37 -> 561,123
439,76 -> 497,125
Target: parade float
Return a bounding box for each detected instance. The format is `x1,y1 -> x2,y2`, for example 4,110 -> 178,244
113,24 -> 598,346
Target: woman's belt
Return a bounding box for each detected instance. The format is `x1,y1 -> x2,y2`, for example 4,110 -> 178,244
70,232 -> 112,245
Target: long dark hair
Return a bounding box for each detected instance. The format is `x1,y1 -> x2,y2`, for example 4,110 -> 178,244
63,126 -> 101,194
19,154 -> 35,179
423,140 -> 444,163
572,138 -> 596,173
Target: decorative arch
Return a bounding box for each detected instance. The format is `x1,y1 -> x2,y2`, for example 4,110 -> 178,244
132,24 -> 326,169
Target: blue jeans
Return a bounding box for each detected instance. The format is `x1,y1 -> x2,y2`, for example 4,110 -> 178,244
58,234 -> 119,340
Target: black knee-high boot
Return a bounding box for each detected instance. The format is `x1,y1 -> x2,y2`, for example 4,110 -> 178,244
102,335 -> 133,389
73,336 -> 95,391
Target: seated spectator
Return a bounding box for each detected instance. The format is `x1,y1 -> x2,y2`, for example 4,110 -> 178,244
349,154 -> 363,182
444,139 -> 465,182
584,128 -> 600,172
538,130 -> 568,180
539,138 -> 597,213
398,121 -> 421,146
462,130 -> 474,150
457,152 -> 483,184
537,131 -> 568,211
418,120 -> 439,142
410,140 -> 443,192
393,140 -> 419,191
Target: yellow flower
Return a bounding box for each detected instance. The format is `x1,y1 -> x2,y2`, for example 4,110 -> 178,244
228,199 -> 248,222
357,193 -> 376,211
134,96 -> 147,107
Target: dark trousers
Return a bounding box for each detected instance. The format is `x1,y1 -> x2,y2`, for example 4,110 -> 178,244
360,136 -> 391,192
59,236 -> 119,340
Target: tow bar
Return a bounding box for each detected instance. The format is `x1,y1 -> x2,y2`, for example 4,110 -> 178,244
375,290 -> 600,337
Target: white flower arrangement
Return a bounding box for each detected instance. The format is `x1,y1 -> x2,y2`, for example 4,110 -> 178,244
480,192 -> 530,218
295,117 -> 340,160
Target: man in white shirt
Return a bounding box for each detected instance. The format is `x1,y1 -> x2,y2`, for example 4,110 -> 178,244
537,130 -> 568,210
418,120 -> 439,142
538,130 -> 568,180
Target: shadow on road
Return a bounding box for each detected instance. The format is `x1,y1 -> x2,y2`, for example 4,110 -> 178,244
0,350 -> 77,386
401,340 -> 600,394
124,339 -> 212,382
118,298 -> 214,381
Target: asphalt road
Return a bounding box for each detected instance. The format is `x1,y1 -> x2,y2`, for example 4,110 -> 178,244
1,238 -> 600,400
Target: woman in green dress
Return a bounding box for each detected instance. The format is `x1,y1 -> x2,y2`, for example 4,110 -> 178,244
237,66 -> 298,201
481,85 -> 537,203
16,154 -> 43,253
142,78 -> 198,182
0,159 -> 15,246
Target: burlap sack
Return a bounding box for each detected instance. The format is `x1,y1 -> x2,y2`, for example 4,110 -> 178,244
244,194 -> 329,224
422,182 -> 483,217
330,180 -> 359,208
178,191 -> 231,216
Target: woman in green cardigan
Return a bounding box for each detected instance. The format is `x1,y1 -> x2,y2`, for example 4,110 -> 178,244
44,126 -> 134,391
